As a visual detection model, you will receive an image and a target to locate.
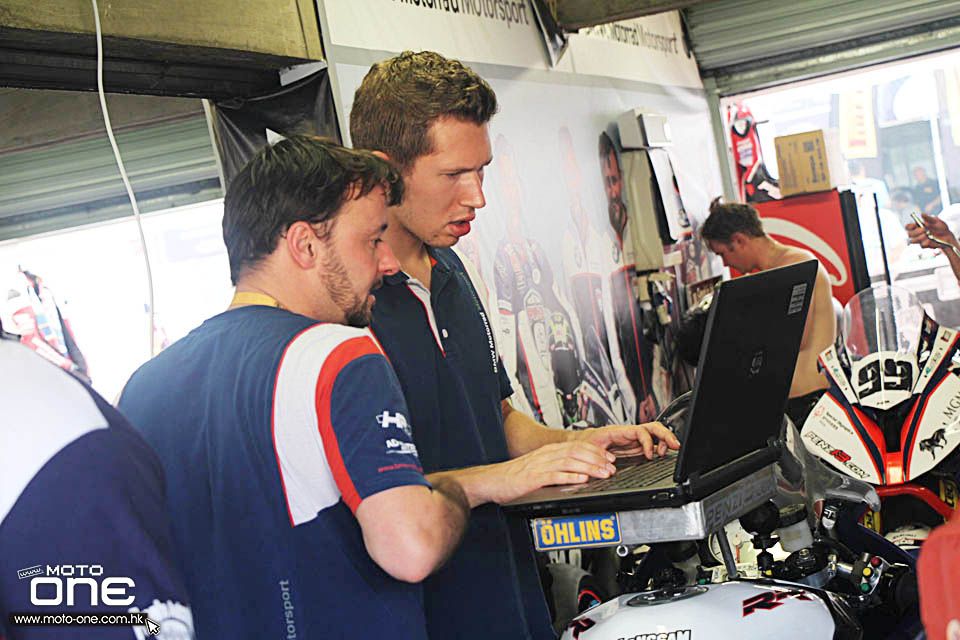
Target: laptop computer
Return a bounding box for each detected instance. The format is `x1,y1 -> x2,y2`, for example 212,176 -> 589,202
503,260 -> 819,516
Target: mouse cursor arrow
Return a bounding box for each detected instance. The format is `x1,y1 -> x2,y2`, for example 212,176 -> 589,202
145,617 -> 161,636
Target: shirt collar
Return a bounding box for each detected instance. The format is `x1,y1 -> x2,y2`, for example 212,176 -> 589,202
383,247 -> 453,288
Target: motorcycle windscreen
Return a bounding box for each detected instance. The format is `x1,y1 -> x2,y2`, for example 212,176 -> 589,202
842,286 -> 923,409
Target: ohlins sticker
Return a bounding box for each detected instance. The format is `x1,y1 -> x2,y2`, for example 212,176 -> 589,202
742,589 -> 812,615
804,431 -> 870,479
531,513 -> 620,551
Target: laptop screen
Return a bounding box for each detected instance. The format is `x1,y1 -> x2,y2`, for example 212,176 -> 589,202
675,260 -> 818,481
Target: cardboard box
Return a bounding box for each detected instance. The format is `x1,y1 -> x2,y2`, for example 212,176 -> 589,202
774,129 -> 848,197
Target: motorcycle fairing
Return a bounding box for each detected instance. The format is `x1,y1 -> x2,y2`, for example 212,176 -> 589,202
804,346 -> 887,483
806,327 -> 960,485
902,326 -> 959,480
849,350 -> 918,410
903,370 -> 960,481
804,393 -> 885,484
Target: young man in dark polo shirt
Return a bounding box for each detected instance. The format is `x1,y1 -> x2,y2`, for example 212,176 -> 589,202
350,51 -> 679,639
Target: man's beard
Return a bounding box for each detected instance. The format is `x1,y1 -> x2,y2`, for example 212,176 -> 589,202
608,198 -> 628,238
320,250 -> 378,328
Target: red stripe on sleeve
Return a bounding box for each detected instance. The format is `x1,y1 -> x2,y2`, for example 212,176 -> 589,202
314,336 -> 381,514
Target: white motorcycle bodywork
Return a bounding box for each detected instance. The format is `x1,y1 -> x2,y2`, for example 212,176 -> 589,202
561,582 -> 836,640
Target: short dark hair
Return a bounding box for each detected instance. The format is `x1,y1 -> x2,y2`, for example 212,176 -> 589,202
223,135 -> 403,285
349,50 -> 498,172
598,131 -> 616,162
700,197 -> 765,243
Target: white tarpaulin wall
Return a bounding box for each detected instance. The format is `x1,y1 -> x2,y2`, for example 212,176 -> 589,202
317,0 -> 724,425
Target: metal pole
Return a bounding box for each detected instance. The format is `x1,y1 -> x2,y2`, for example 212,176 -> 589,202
715,527 -> 739,580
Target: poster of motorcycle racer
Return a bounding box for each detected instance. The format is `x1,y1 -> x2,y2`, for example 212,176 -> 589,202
558,126 -> 634,425
598,130 -> 659,421
493,134 -> 585,428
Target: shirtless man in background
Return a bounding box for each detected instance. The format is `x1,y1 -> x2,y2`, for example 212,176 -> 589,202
701,197 -> 836,427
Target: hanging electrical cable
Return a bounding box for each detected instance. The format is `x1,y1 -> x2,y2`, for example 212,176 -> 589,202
91,0 -> 157,358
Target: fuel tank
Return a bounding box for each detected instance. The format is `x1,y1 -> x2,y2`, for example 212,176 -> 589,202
561,581 -> 851,640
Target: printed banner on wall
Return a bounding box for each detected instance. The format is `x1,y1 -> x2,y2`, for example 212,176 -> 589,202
569,12 -> 701,89
321,0 -> 701,88
839,88 -> 878,159
322,0 -> 554,71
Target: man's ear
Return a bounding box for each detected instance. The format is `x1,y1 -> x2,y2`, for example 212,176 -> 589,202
730,232 -> 748,248
284,221 -> 320,270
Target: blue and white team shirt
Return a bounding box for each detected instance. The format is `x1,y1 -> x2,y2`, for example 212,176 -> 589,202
118,306 -> 430,640
0,339 -> 195,640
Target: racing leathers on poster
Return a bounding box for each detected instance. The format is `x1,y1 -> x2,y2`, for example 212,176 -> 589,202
561,212 -> 636,425
494,237 -> 583,428
610,218 -> 659,422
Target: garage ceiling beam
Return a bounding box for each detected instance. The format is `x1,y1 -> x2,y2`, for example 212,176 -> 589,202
0,28 -> 298,99
556,0 -> 704,30
0,0 -> 322,99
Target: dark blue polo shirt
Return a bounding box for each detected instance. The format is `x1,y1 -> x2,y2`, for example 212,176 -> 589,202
371,247 -> 554,640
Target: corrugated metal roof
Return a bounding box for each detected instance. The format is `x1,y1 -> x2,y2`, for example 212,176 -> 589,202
0,116 -> 221,240
686,0 -> 960,72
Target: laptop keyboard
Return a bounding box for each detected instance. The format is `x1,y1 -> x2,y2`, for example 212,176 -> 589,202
569,453 -> 677,493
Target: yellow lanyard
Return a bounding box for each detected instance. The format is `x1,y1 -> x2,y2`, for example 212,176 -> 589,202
228,291 -> 284,310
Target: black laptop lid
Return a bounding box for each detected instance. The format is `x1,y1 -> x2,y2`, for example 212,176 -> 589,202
674,260 -> 818,482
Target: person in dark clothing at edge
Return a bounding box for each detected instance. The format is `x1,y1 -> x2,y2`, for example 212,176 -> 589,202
350,50 -> 680,640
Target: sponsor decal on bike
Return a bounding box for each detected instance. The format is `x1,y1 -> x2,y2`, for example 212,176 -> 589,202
702,469 -> 775,532
803,431 -> 870,479
531,513 -> 620,551
860,508 -> 882,534
741,589 -> 812,616
617,630 -> 691,640
566,617 -> 595,639
920,428 -> 948,459
940,477 -> 959,509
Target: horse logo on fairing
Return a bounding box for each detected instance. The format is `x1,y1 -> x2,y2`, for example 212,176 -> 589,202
920,428 -> 947,459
